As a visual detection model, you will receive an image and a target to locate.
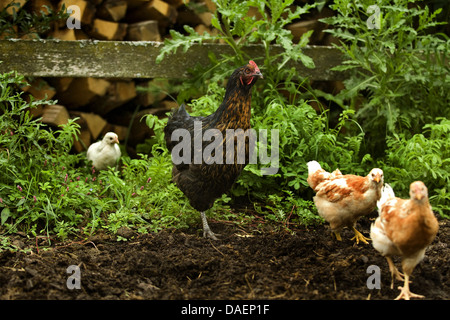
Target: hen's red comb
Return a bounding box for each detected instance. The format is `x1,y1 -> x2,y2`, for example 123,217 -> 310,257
249,60 -> 260,73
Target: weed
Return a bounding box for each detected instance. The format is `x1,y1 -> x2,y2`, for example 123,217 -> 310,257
0,72 -> 196,242
0,2 -> 69,39
322,0 -> 449,153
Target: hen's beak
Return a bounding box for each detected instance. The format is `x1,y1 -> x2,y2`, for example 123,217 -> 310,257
254,71 -> 263,79
413,186 -> 424,200
374,175 -> 381,183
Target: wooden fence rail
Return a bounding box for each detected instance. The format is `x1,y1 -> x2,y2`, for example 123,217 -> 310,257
0,39 -> 346,81
0,39 -> 349,153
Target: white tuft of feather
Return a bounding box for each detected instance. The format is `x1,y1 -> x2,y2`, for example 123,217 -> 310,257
307,160 -> 322,175
376,183 -> 395,213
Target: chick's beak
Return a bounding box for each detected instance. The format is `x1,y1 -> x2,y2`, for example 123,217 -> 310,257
114,137 -> 119,144
413,186 -> 424,200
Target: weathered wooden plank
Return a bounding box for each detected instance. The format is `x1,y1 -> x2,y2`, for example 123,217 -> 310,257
0,39 -> 346,80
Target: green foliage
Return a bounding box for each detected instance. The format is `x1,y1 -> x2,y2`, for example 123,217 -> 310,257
321,0 -> 449,152
0,71 -> 83,238
319,0 -> 449,216
158,0 -> 317,66
157,0 -> 318,102
0,2 -> 69,39
381,118 -> 450,218
0,72 -> 204,242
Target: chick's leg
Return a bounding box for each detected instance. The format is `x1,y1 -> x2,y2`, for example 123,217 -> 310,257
333,231 -> 342,241
201,212 -> 218,240
395,273 -> 424,300
350,226 -> 371,244
386,257 -> 404,289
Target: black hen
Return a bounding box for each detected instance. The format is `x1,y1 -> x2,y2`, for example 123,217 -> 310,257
164,60 -> 263,239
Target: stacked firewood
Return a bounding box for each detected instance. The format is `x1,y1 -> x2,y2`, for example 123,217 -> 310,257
0,0 -> 333,156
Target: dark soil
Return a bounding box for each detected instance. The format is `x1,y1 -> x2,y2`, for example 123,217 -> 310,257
1,217 -> 449,301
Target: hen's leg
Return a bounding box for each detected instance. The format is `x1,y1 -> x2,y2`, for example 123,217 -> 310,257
395,273 -> 424,300
201,212 -> 218,240
386,257 -> 404,289
333,231 -> 342,241
350,226 -> 371,244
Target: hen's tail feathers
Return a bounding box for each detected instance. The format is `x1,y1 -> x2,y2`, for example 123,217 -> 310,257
170,103 -> 190,121
330,168 -> 343,179
164,103 -> 190,152
307,160 -> 322,175
377,183 -> 395,213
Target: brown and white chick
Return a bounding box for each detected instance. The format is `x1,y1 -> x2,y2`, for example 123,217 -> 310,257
87,132 -> 121,170
309,162 -> 383,244
371,181 -> 439,300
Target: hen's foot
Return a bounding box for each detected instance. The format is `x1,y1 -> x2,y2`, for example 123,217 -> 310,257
350,227 -> 370,244
333,231 -> 342,241
395,273 -> 425,300
395,275 -> 424,300
395,287 -> 424,300
201,211 -> 219,240
203,229 -> 219,240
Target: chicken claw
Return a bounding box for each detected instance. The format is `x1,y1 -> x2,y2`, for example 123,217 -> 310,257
201,212 -> 219,240
204,230 -> 219,241
395,275 -> 424,300
350,227 -> 371,244
333,231 -> 342,241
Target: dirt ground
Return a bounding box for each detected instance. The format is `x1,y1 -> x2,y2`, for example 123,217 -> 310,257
0,215 -> 449,301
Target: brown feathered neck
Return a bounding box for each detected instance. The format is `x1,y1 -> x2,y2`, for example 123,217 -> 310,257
213,63 -> 261,130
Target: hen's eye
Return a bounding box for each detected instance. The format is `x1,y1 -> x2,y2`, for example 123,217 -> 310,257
245,68 -> 251,74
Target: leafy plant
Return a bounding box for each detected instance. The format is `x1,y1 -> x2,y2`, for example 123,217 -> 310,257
0,2 -> 69,39
319,0 -> 449,217
321,0 -> 449,154
0,71 -> 82,238
0,72 -> 193,242
380,117 -> 450,218
157,0 -> 319,102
